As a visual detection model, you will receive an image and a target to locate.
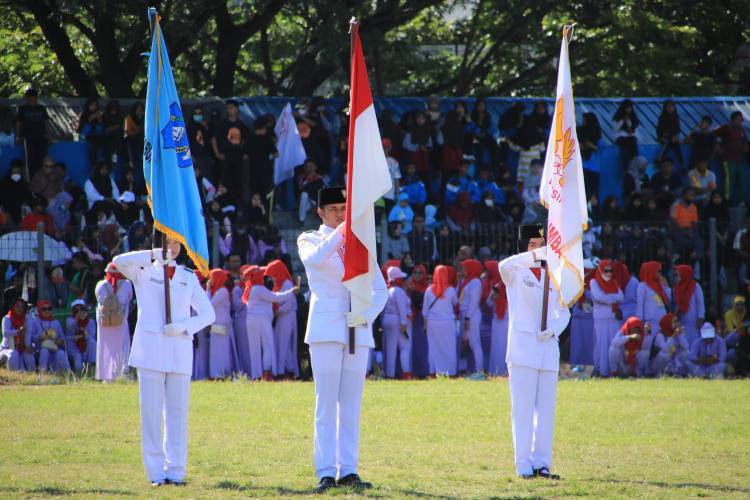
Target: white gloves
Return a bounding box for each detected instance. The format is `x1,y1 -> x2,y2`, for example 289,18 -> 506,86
346,312 -> 366,328
164,322 -> 187,337
532,246 -> 547,262
537,328 -> 555,341
152,248 -> 174,267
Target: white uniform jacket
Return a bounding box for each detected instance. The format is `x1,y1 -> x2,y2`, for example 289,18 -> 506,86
113,249 -> 215,375
498,250 -> 571,371
298,225 -> 388,347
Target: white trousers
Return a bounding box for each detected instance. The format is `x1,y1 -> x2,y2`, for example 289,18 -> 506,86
137,368 -> 191,483
309,342 -> 369,480
382,315 -> 412,377
508,363 -> 557,475
465,315 -> 484,372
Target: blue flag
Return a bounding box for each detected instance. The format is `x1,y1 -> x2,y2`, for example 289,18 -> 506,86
144,9 -> 209,275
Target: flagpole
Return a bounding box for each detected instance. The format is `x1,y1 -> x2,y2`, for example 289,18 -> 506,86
347,17 -> 358,354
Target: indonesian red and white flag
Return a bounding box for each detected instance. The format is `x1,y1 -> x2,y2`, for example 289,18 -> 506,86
343,22 -> 392,319
539,26 -> 588,307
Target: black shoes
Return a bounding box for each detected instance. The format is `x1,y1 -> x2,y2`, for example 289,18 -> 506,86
534,467 -> 560,480
165,478 -> 186,486
337,473 -> 373,489
315,476 -> 336,494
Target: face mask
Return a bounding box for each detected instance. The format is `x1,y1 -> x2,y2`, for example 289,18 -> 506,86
193,114 -> 203,123
484,199 -> 494,207
10,174 -> 22,182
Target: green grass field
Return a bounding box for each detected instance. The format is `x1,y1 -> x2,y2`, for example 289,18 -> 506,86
1,372 -> 749,499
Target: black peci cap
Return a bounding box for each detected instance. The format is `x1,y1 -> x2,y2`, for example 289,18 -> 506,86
318,186 -> 347,207
517,223 -> 545,253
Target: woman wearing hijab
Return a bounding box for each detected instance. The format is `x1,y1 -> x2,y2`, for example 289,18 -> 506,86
94,263 -> 133,381
608,317 -> 653,377
1,299 -> 36,371
192,270 -> 210,380
612,261 -> 638,319
0,162 -> 34,224
66,300 -> 97,373
242,266 -> 299,381
36,299 -> 69,372
402,111 -> 433,175
656,100 -> 683,167
206,268 -> 235,379
230,265 -> 251,378
590,260 -> 624,376
265,259 -> 299,379
636,261 -> 671,334
458,259 -> 485,375
652,313 -> 690,376
406,264 -> 429,377
84,161 -> 120,210
483,260 -> 509,376
613,99 -> 640,168
673,265 -> 704,346
382,266 -> 413,379
422,265 -> 458,376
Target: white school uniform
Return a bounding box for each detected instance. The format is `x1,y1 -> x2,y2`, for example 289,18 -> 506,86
112,249 -> 215,484
498,250 -> 571,476
298,224 -> 387,480
422,286 -> 458,375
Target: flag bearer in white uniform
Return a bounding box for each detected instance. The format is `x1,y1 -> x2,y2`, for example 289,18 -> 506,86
297,187 -> 388,493
498,224 -> 571,480
113,237 -> 215,486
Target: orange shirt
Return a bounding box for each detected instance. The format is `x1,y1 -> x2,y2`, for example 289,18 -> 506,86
671,202 -> 697,229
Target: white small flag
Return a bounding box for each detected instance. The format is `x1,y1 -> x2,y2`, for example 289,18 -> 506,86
273,102 -> 307,185
539,26 -> 588,307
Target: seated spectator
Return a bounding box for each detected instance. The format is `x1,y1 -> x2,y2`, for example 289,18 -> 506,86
650,159 -> 682,209
125,221 -> 149,252
388,193 -> 415,234
684,115 -> 716,166
521,159 -> 543,207
687,323 -> 726,378
19,195 -> 54,234
507,117 -> 545,190
613,99 -> 640,167
502,191 -> 525,224
297,160 -> 325,223
687,160 -> 717,205
207,199 -> 233,235
608,316 -> 653,377
114,191 -> 140,227
247,193 -> 269,227
407,214 -> 438,265
102,99 -> 124,164
382,139 -> 401,211
378,109 -> 403,158
0,161 -> 34,224
623,156 -> 649,195
723,296 -> 746,337
65,300 -> 97,373
400,162 -> 427,206
475,191 -> 505,225
220,218 -> 258,264
731,322 -> 750,377
187,105 -> 214,182
84,162 -> 120,211
467,97 -> 497,170
402,111 -> 433,175
623,193 -> 646,221
424,204 -> 438,230
446,192 -> 474,232
598,195 -> 622,223
670,188 -> 698,230
257,225 -> 288,264
652,313 -> 690,376
1,299 -> 36,371
45,266 -> 70,310
476,167 -> 505,205
381,221 -> 409,261
445,159 -> 480,205
193,163 -> 217,204
124,102 -> 145,175
656,100 -> 684,167
436,223 -> 458,262
30,157 -> 63,202
56,162 -> 86,215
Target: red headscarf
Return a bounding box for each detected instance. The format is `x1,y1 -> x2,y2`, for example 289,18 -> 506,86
37,300 -> 54,321
620,316 -> 644,369
659,313 -> 676,337
7,300 -> 26,353
612,261 -> 632,290
639,261 -> 669,307
446,265 -> 457,287
458,259 -> 483,297
409,264 -> 429,294
239,265 -> 252,281
673,265 -> 696,315
431,265 -> 451,298
241,266 -> 265,303
105,263 -> 125,290
482,260 -> 507,320
209,268 -> 229,296
194,269 -> 207,290
265,259 -> 293,292
594,259 -> 621,294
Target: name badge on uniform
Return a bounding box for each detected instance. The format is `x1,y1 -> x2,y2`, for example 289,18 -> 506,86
150,277 -> 164,285
522,276 -> 538,288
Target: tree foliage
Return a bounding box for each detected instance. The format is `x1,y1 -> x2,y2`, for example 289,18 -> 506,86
1,0 -> 748,98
